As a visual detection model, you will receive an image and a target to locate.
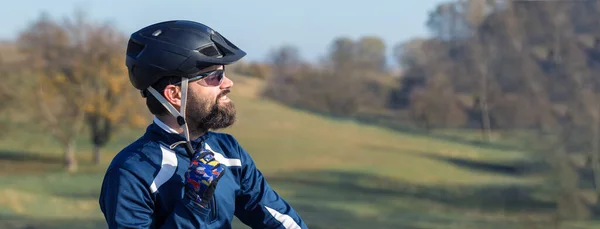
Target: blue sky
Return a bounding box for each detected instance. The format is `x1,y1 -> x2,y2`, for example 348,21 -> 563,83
1,0 -> 445,65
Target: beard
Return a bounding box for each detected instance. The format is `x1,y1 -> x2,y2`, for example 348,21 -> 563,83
185,90 -> 236,135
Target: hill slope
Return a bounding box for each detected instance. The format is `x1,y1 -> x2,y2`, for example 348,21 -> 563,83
0,74 -> 594,229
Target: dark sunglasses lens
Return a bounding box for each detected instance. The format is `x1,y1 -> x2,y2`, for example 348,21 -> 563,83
204,71 -> 224,86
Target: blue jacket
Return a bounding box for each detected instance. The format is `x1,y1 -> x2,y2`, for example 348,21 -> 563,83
99,117 -> 308,229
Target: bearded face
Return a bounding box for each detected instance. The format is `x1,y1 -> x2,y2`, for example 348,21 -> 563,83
185,89 -> 236,134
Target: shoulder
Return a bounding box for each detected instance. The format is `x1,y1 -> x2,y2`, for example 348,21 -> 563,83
206,132 -> 252,166
105,135 -> 164,185
210,132 -> 241,146
207,132 -> 244,154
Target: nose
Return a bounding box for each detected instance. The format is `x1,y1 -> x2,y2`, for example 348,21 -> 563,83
220,75 -> 233,89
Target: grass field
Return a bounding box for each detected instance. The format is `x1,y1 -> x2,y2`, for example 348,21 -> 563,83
0,75 -> 599,228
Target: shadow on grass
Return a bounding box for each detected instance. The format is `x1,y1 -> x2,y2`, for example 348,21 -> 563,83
266,170 -> 556,229
0,213 -> 107,229
283,202 -> 427,229
432,156 -> 546,176
0,149 -> 109,175
0,150 -> 65,175
362,144 -> 547,177
354,114 -> 529,152
52,190 -> 100,200
0,150 -> 63,164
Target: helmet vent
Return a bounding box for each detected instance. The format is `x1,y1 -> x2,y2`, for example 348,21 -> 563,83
197,44 -> 222,58
126,40 -> 145,58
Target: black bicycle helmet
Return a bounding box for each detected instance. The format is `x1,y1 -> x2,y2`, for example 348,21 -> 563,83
125,20 -> 246,90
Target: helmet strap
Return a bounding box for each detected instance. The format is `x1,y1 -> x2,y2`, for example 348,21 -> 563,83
146,77 -> 195,158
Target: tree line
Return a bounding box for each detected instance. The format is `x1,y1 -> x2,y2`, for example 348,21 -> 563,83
245,0 -> 600,221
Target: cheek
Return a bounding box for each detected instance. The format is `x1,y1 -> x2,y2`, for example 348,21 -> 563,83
200,91 -> 220,106
191,88 -> 212,100
189,87 -> 220,107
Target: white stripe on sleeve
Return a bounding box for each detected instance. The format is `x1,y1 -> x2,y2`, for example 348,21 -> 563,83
265,206 -> 301,229
150,145 -> 178,193
204,143 -> 242,167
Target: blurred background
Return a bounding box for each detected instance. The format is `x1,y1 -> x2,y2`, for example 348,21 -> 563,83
2,0 -> 600,228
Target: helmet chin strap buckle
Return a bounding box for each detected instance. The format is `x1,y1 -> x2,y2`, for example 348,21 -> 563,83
177,116 -> 186,126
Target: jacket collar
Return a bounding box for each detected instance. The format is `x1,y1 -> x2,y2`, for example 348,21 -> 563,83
147,116 -> 212,154
153,116 -> 180,134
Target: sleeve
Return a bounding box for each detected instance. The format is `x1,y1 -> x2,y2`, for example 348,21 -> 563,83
233,146 -> 309,229
99,166 -> 212,229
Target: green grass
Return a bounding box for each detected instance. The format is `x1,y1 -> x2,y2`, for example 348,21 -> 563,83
0,74 -> 598,228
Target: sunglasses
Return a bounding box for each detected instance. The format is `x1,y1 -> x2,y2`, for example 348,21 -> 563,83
175,69 -> 225,87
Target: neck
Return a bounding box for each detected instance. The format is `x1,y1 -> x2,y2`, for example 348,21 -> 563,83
155,115 -> 206,140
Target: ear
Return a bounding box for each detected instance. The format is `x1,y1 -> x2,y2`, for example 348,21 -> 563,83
163,84 -> 182,108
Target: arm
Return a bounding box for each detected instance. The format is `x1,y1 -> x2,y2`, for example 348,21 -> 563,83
233,146 -> 309,229
99,166 -> 212,229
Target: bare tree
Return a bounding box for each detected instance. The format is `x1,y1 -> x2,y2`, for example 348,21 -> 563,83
465,0 -> 494,141
17,13 -> 88,172
15,11 -> 143,170
83,22 -> 146,165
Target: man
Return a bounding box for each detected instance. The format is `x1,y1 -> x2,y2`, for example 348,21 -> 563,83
98,20 -> 308,229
